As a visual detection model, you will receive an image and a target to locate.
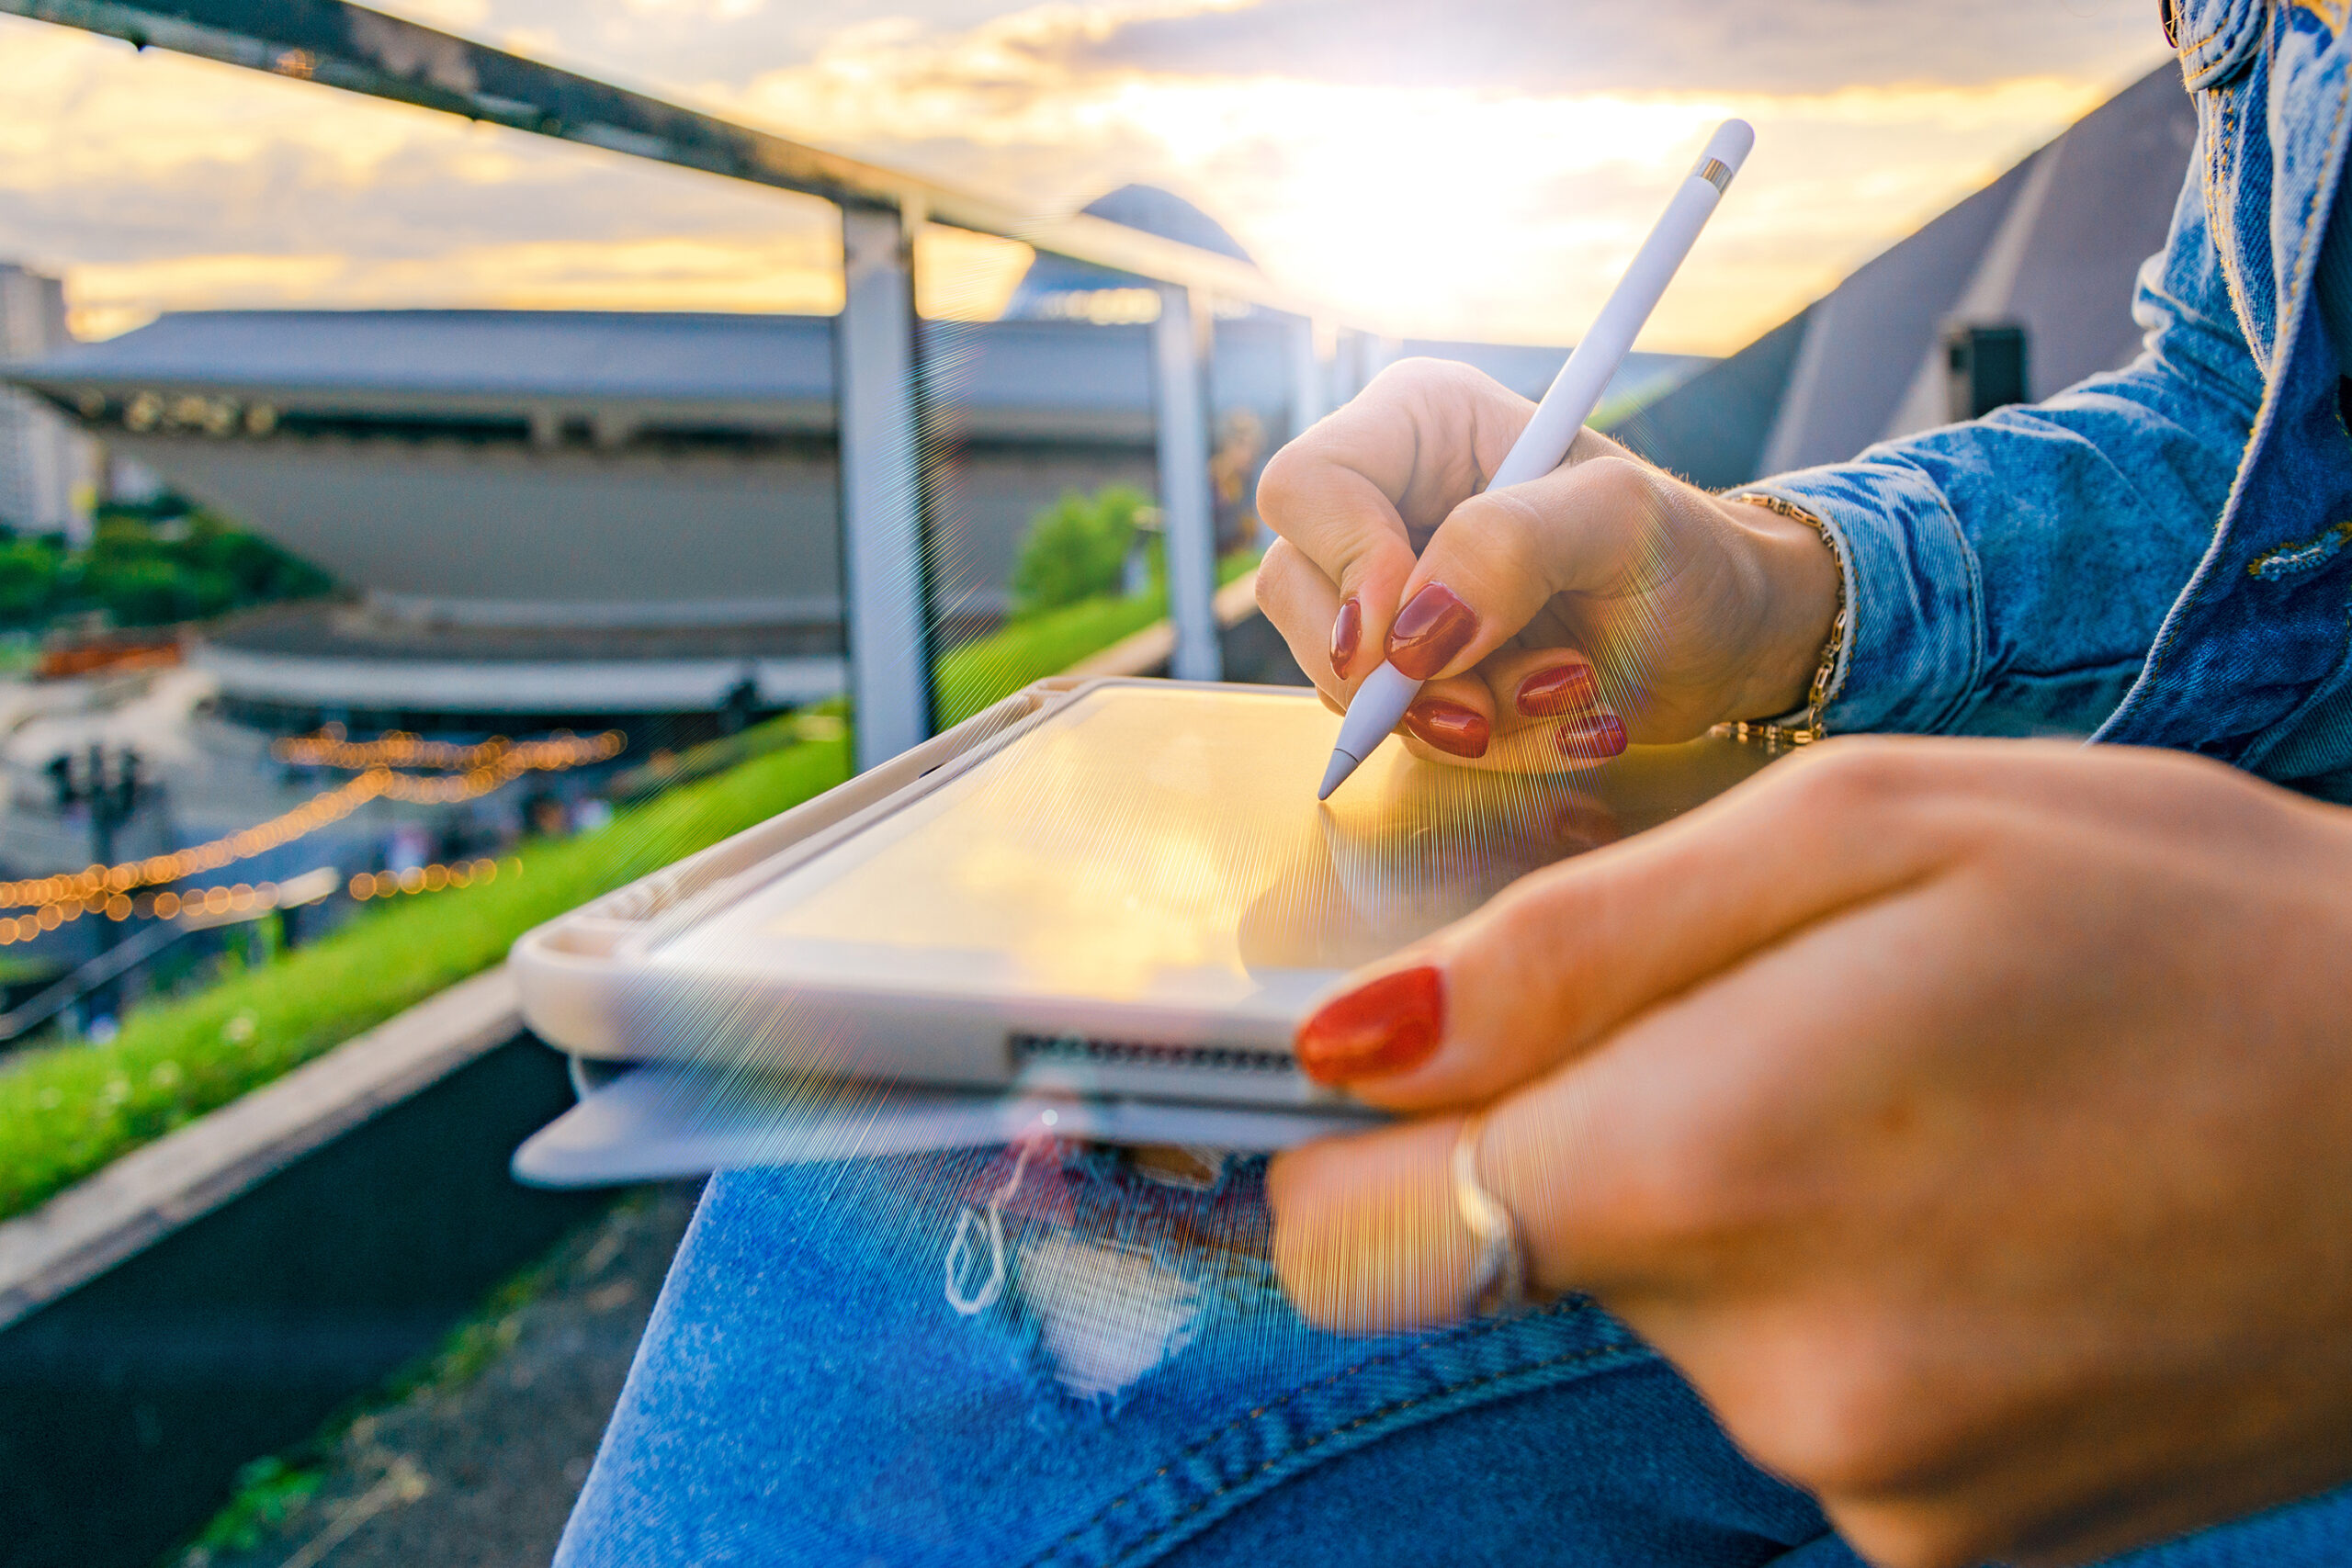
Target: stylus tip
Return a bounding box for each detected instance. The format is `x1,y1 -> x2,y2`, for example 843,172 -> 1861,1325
1317,750 -> 1360,801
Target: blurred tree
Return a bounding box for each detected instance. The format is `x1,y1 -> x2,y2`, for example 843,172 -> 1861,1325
82,555 -> 191,626
188,515 -> 334,604
0,538 -> 62,625
0,498 -> 336,630
1011,484 -> 1156,617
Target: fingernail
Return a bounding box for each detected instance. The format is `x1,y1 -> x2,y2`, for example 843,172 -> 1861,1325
1385,582 -> 1478,681
1516,662 -> 1599,717
1555,713 -> 1628,760
1403,699 -> 1489,759
1329,597 -> 1363,678
1295,965 -> 1445,1084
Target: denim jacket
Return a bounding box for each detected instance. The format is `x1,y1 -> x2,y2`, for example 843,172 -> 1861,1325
1752,0 -> 2352,795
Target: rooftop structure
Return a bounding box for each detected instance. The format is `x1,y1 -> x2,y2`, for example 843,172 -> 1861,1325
8,309 -> 1273,730
1614,63 -> 2198,488
6,296 -> 1695,735
1007,186 -> 1257,324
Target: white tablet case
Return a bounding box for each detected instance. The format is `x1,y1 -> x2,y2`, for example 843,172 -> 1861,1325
509,678 -> 1765,1185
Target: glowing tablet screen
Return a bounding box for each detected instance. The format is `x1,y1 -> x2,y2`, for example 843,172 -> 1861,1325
659,684 -> 1761,1015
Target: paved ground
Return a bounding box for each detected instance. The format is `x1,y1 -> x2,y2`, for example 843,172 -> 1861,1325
188,1182 -> 702,1568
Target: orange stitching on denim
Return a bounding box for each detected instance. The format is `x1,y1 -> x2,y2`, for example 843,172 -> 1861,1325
2249,520 -> 2352,577
2182,3 -> 2237,54
2208,87 -> 2267,355
2124,9 -> 2350,722
2181,0 -> 2261,80
2297,1 -> 2350,39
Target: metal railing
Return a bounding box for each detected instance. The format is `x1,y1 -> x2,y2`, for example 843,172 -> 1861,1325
1,0 -> 1371,767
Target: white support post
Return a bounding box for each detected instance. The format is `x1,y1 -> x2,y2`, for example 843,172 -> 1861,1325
1333,328 -> 1401,401
836,201 -> 933,770
1336,329 -> 1365,400
1153,284 -> 1221,683
1287,314 -> 1330,440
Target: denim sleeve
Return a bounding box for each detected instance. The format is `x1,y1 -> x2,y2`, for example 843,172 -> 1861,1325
1742,165 -> 2263,737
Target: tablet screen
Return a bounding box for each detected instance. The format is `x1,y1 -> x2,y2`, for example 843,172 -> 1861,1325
654,684 -> 1763,1022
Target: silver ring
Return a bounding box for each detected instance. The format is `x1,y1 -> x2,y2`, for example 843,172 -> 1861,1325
1453,1111 -> 1529,1317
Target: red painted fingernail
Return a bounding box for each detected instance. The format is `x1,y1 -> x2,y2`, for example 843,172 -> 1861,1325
1516,662 -> 1599,717
1385,583 -> 1478,681
1403,699 -> 1489,759
1295,965 -> 1445,1084
1330,597 -> 1363,677
1556,713 -> 1628,760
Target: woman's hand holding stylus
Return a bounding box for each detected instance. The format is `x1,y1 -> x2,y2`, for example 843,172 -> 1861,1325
1268,738 -> 2352,1567
1253,356 -> 1841,767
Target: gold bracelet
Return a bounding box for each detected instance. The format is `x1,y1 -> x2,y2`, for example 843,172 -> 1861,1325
1710,492 -> 1848,754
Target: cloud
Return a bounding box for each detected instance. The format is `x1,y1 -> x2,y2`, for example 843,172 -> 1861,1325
1028,0 -> 2161,94
620,0 -> 769,17
0,3 -> 2174,351
710,3 -> 2154,345
0,19 -> 853,334
370,0 -> 1029,88
375,0 -> 492,28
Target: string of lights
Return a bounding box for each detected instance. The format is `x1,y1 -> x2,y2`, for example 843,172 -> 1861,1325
275,727 -> 625,773
347,858 -> 513,902
368,740 -> 622,805
0,730 -> 622,911
0,857 -> 525,944
0,775 -> 380,912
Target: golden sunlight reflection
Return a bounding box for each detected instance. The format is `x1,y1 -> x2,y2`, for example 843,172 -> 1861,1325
685,685 -> 1764,1015
2,6 -> 2154,350
913,226 -> 1038,321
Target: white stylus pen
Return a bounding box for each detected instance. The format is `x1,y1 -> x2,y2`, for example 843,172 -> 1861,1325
1317,118 -> 1756,800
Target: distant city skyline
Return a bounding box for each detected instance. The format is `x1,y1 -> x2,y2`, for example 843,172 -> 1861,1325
0,0 -> 2170,351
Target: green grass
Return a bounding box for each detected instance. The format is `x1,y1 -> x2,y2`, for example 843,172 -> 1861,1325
934,589 -> 1175,728
933,550 -> 1261,728
0,560 -> 1260,1224
0,953 -> 62,987
0,735 -> 853,1223
604,709 -> 844,803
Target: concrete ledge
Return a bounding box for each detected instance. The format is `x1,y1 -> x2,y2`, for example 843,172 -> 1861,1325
0,967 -> 595,1568
195,646 -> 846,712
0,965 -> 523,1333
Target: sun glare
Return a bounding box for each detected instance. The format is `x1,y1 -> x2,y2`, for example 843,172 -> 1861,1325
0,6 -> 2159,352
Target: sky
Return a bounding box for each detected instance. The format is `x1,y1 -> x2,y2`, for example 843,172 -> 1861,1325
0,0 -> 2173,352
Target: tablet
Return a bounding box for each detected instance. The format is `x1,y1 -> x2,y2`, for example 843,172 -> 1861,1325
509,1062 -> 1396,1187
511,679 -> 1767,1115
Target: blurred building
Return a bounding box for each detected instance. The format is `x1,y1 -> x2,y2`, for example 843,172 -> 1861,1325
0,55 -> 2207,732
1,189 -> 1697,737
1613,63 -> 2199,488
8,309 -> 1279,733
0,264 -> 92,540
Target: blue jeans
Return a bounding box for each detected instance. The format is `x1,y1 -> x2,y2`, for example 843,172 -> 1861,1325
555,1148 -> 2352,1566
